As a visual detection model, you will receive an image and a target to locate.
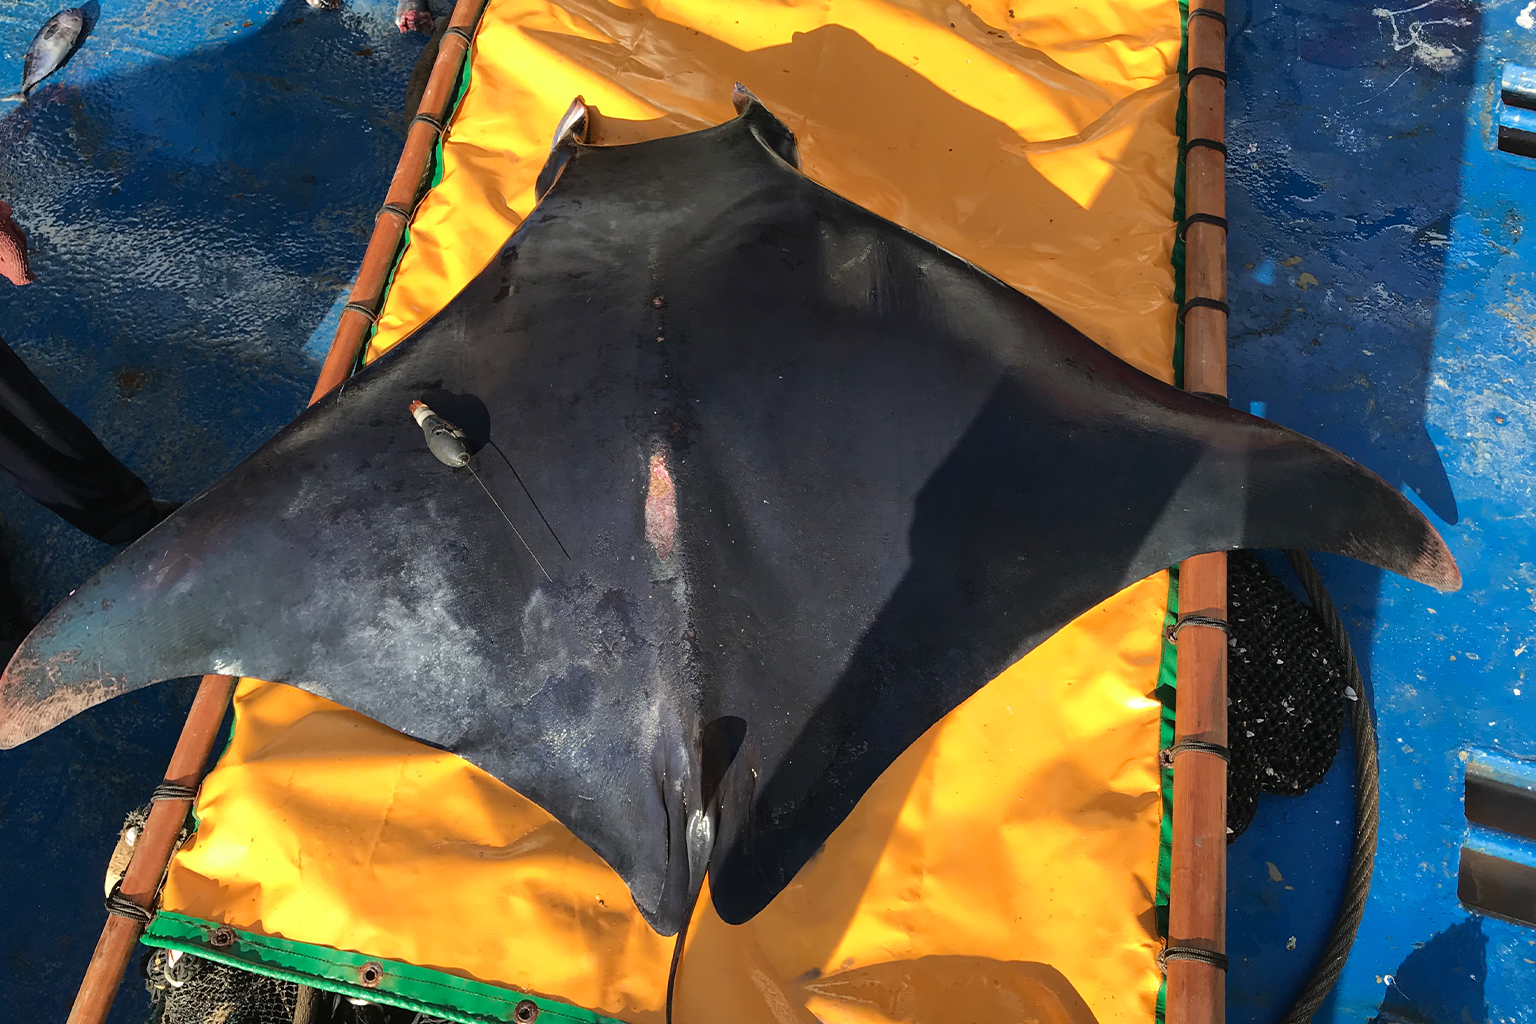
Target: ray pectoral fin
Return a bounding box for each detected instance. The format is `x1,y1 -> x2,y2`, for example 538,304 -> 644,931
0,583 -> 204,749
708,384 -> 1458,925
0,511 -> 266,749
0,654 -> 133,749
1220,417 -> 1460,591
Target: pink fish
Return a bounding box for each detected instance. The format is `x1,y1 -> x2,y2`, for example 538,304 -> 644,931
395,0 -> 433,34
0,202 -> 33,286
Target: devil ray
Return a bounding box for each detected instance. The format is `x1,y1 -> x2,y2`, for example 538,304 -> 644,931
0,91 -> 1458,935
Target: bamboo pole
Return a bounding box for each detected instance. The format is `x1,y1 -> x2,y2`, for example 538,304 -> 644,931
65,6 -> 490,1021
314,0 -> 492,403
1165,3 -> 1229,1024
65,675 -> 236,1024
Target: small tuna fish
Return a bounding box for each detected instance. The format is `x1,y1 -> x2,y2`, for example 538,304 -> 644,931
396,0 -> 433,34
3,8 -> 86,103
0,202 -> 32,286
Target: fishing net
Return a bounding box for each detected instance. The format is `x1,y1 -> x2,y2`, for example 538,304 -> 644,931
1225,550 -> 1347,841
143,947 -> 299,1024
143,947 -> 455,1023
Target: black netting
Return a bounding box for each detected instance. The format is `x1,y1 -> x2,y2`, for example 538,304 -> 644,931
144,948 -> 300,1024
142,948 -> 451,1024
1225,550 -> 1346,840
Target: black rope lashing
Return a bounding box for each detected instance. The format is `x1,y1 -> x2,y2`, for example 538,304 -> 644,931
1189,390 -> 1230,406
343,302 -> 380,324
104,884 -> 154,924
1188,7 -> 1227,27
1181,213 -> 1229,238
443,25 -> 474,44
150,782 -> 198,802
1181,137 -> 1228,160
1166,613 -> 1230,643
1159,945 -> 1230,972
411,112 -> 447,135
1178,296 -> 1230,322
1275,550 -> 1380,1024
1186,66 -> 1228,86
377,202 -> 413,223
1161,739 -> 1231,768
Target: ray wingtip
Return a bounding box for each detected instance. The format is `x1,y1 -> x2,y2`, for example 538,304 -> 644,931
1419,544 -> 1462,593
0,648 -> 33,749
0,678 -> 41,750
0,639 -> 132,749
1387,522 -> 1461,593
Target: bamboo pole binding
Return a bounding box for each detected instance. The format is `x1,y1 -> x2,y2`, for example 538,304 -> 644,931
66,6 -> 492,1021
66,675 -> 236,1024
1166,2 -> 1229,1023
314,0 -> 493,404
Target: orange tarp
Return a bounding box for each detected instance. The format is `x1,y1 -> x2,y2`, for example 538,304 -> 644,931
160,2 -> 1183,1021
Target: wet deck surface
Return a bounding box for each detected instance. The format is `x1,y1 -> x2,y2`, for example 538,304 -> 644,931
0,1 -> 429,1018
1227,1 -> 1535,1020
0,1 -> 1533,1022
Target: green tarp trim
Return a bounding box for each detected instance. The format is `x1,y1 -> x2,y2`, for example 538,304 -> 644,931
356,15 -> 481,371
143,912 -> 626,1024
1155,565 -> 1180,937
1170,0 -> 1192,392
1157,4 -> 1193,1021
1154,565 -> 1180,1024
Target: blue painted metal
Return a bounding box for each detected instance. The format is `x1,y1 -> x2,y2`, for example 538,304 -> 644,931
0,0 -> 431,1018
1498,63 -> 1536,153
1227,0 -> 1536,1020
1467,746 -> 1536,800
1500,61 -> 1536,104
1464,823 -> 1536,869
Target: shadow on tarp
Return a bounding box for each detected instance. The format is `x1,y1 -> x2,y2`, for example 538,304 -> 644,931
0,1 -> 429,1019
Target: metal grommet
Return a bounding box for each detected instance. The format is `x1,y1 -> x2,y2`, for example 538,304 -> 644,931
208,925 -> 236,949
358,962 -> 384,987
514,1000 -> 540,1023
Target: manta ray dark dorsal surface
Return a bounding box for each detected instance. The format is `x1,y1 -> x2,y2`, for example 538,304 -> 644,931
0,92 -> 1457,934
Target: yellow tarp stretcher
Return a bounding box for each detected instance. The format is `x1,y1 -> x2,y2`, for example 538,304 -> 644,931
145,2 -> 1187,1021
